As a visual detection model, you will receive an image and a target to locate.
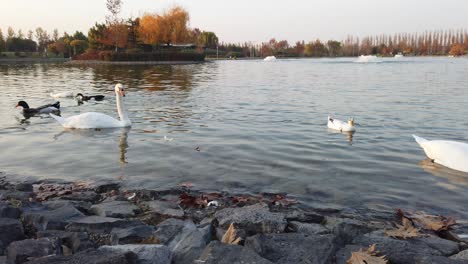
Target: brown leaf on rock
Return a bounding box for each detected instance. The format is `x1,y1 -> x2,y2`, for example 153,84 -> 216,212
221,223 -> 242,245
385,218 -> 420,239
179,192 -> 207,208
397,209 -> 456,232
347,244 -> 388,264
272,194 -> 298,206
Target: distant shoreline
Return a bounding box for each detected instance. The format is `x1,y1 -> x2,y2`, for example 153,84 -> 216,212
0,58 -> 69,64
66,60 -> 206,65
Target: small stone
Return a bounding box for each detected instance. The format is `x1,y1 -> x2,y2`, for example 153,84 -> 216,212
196,241 -> 273,264
214,203 -> 287,235
90,201 -> 140,218
110,225 -> 156,245
287,221 -> 329,235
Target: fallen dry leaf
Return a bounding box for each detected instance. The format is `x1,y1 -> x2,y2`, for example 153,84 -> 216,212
385,217 -> 420,239
221,223 -> 242,245
179,192 -> 208,208
347,244 -> 388,264
397,209 -> 456,232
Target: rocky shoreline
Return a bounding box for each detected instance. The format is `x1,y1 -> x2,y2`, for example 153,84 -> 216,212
0,177 -> 467,264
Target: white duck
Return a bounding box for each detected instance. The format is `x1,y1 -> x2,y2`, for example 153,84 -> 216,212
50,91 -> 74,98
50,84 -> 131,129
264,56 -> 277,61
327,116 -> 356,132
413,135 -> 468,173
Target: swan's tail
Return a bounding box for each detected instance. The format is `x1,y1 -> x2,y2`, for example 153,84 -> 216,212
50,113 -> 66,126
412,135 -> 428,146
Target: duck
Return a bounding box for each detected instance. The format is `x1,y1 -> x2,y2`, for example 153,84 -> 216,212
413,135 -> 468,173
76,93 -> 105,102
16,101 -> 60,115
50,91 -> 74,98
327,116 -> 356,132
50,83 -> 131,129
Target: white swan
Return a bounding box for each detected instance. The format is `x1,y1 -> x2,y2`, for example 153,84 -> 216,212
413,135 -> 468,173
327,116 -> 356,132
264,56 -> 277,61
50,91 -> 74,98
50,84 -> 131,129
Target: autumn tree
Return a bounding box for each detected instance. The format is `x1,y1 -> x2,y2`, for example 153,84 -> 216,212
70,39 -> 88,55
0,29 -> 4,53
199,31 -> 218,48
103,0 -> 128,51
27,30 -> 33,40
53,29 -> 59,42
35,27 -> 50,54
449,44 -> 465,56
327,40 -> 341,56
138,13 -> 163,47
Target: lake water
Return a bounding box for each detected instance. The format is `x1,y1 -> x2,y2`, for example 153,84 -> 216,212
1,57 -> 468,218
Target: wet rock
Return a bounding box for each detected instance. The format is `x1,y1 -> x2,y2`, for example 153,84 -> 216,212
36,230 -> 94,253
334,244 -> 364,264
282,209 -> 325,224
94,183 -> 120,194
65,216 -> 143,233
153,218 -> 190,245
0,202 -> 21,218
0,190 -> 34,202
326,217 -> 374,246
60,191 -> 100,203
451,249 -> 468,260
214,203 -> 287,234
196,241 -> 273,264
287,221 -> 329,235
170,224 -> 211,264
0,256 -> 5,264
352,230 -> 460,264
14,183 -> 33,192
100,245 -> 172,264
22,201 -> 84,232
0,218 -> 25,255
6,238 -> 60,264
23,248 -> 137,264
245,233 -> 336,264
143,200 -> 184,219
110,225 -> 155,245
90,201 -> 139,218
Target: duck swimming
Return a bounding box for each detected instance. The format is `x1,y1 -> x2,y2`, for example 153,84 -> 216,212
76,93 -> 105,102
327,116 -> 356,132
413,135 -> 468,173
50,83 -> 131,129
16,101 -> 60,115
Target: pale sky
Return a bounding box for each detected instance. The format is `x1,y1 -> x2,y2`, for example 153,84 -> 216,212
1,0 -> 467,43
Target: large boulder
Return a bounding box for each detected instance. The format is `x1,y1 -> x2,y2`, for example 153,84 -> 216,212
451,249 -> 468,260
326,217 -> 374,246
100,245 -> 172,264
90,201 -> 140,218
65,216 -> 143,233
196,241 -> 273,264
110,225 -> 156,245
352,230 -> 460,264
142,200 -> 184,219
214,203 -> 287,234
0,218 -> 25,255
287,221 -> 329,235
153,219 -> 190,245
0,202 -> 21,219
245,233 -> 336,264
22,201 -> 84,232
22,248 -> 137,264
6,238 -> 60,264
36,230 -> 94,254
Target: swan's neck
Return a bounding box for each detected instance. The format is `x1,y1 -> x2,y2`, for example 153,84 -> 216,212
116,92 -> 131,126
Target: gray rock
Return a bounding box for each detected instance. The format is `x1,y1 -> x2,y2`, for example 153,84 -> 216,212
6,238 -> 60,264
214,203 -> 287,234
22,248 -> 137,264
153,219 -> 191,245
283,209 -> 325,224
94,183 -> 120,194
0,256 -> 5,264
196,241 -> 273,264
60,191 -> 101,203
334,244 -> 364,264
14,183 -> 33,192
451,249 -> 468,260
353,230 -> 460,264
36,230 -> 94,253
23,201 -> 84,231
143,200 -> 184,218
245,233 -> 336,264
0,218 -> 25,255
90,201 -> 139,218
287,221 -> 329,235
65,216 -> 143,233
111,225 -> 155,245
100,245 -> 172,264
326,217 -> 374,246
166,222 -> 211,264
0,202 -> 21,218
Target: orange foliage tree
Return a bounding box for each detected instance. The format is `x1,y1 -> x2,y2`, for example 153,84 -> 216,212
100,23 -> 128,51
449,43 -> 465,56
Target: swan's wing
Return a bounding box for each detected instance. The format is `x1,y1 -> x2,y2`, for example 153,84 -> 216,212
429,140 -> 468,173
55,112 -> 121,129
50,113 -> 66,126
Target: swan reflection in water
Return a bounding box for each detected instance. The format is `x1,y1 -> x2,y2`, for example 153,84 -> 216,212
53,127 -> 130,165
327,129 -> 355,145
419,159 -> 468,190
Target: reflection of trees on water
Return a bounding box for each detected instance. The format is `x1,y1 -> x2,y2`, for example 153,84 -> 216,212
89,64 -> 214,92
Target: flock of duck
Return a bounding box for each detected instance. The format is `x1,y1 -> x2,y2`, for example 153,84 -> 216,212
15,83 -> 468,174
